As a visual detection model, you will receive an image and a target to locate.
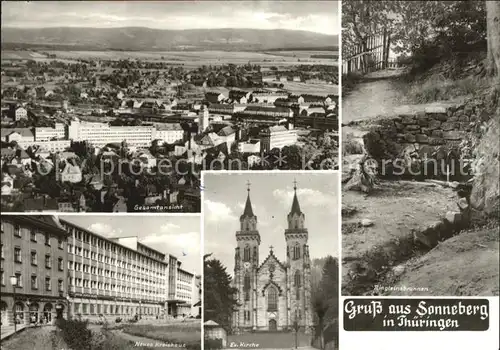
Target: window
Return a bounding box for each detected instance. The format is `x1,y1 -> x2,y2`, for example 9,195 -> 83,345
294,270 -> 301,287
243,274 -> 250,301
58,257 -> 63,271
1,270 -> 4,286
45,254 -> 52,269
30,229 -> 37,242
268,287 -> 278,311
31,275 -> 38,289
243,245 -> 251,262
14,247 -> 22,263
293,244 -> 301,260
1,244 -> 4,259
31,251 -> 38,265
45,277 -> 51,291
58,239 -> 63,249
14,225 -> 21,237
15,273 -> 22,287
67,244 -> 72,254
58,279 -> 64,292
45,233 -> 51,246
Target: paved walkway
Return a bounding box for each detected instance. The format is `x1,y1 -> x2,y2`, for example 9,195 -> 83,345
342,68 -> 406,124
0,324 -> 27,341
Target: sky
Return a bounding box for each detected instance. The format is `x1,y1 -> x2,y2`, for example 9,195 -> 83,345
59,215 -> 201,275
1,1 -> 339,35
203,172 -> 339,276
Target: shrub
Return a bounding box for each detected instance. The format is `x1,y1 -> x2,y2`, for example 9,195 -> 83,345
55,318 -> 93,350
406,76 -> 490,104
115,317 -> 122,323
204,338 -> 223,350
343,137 -> 364,156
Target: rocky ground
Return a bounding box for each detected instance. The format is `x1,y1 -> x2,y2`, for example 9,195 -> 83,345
341,179 -> 459,295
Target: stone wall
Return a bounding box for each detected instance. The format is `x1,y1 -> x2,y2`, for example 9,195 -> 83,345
362,100 -> 487,180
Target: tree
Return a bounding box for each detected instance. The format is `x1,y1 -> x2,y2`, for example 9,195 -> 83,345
312,256 -> 338,350
486,1 -> 500,77
204,258 -> 239,332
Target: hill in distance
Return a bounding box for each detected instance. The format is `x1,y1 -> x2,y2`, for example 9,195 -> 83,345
1,27 -> 338,51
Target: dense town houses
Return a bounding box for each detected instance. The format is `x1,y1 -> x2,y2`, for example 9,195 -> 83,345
0,216 -> 201,326
1,58 -> 338,211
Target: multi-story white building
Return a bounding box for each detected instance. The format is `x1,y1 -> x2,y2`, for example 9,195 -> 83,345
35,123 -> 66,142
34,140 -> 72,153
259,125 -> 298,152
59,220 -> 198,321
153,124 -> 184,145
14,107 -> 28,121
238,139 -> 261,154
68,119 -> 155,148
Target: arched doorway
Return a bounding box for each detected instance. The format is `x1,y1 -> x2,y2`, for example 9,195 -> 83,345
29,303 -> 39,324
55,303 -> 65,319
43,303 -> 53,324
0,301 -> 7,326
269,319 -> 277,331
14,302 -> 24,324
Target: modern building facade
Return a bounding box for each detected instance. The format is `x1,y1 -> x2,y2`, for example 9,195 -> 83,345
1,216 -> 70,327
0,215 -> 199,326
259,125 -> 298,152
68,119 -> 155,148
61,219 -> 198,321
35,123 -> 66,142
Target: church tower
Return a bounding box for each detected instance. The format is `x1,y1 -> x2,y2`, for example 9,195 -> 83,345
233,181 -> 260,331
198,105 -> 209,133
285,180 -> 312,333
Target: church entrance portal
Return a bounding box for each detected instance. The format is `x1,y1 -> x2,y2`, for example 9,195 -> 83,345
269,319 -> 277,331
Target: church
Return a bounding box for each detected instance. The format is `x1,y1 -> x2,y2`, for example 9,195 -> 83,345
232,182 -> 313,334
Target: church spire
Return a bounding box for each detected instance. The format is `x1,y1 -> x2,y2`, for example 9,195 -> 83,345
290,179 -> 302,215
241,180 -> 255,219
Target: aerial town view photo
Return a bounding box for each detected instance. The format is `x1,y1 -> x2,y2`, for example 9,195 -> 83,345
1,1 -> 339,213
0,215 -> 202,350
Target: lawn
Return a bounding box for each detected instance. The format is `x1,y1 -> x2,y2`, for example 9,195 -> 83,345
227,331 -> 312,349
282,81 -> 339,96
1,326 -> 157,350
121,320 -> 201,347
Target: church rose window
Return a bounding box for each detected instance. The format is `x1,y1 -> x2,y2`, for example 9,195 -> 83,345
268,287 -> 278,311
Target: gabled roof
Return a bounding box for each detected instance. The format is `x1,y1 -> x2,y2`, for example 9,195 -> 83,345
243,106 -> 291,113
257,249 -> 286,273
267,125 -> 288,133
1,128 -> 34,138
217,125 -> 236,137
205,91 -> 224,97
